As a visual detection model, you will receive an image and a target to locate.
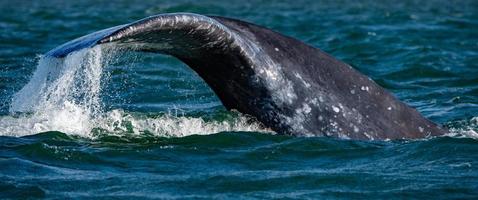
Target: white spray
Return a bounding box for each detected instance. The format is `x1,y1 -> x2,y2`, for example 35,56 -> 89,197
7,47 -> 105,136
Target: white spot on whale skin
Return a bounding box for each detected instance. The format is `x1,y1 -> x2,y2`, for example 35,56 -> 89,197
350,89 -> 355,94
302,103 -> 311,114
387,107 -> 392,111
309,98 -> 319,106
294,73 -> 311,88
353,126 -> 359,133
274,47 -> 279,52
361,86 -> 369,91
332,106 -> 340,113
419,126 -> 424,133
364,132 -> 374,140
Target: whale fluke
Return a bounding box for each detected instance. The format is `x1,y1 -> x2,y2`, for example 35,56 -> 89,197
46,13 -> 446,140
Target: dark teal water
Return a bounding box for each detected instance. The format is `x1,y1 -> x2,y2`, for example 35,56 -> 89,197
1,0 -> 478,199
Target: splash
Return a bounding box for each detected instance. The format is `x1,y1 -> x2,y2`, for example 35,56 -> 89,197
93,109 -> 270,137
2,46 -> 270,138
445,117 -> 478,139
7,47 -> 105,136
10,47 -> 104,114
0,108 -> 271,138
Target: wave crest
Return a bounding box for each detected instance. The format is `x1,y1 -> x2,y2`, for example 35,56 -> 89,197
0,109 -> 271,138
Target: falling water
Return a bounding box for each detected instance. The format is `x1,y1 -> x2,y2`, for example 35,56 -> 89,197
2,46 -> 269,137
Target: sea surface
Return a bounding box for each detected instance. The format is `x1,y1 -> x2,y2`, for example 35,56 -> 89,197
1,0 -> 478,199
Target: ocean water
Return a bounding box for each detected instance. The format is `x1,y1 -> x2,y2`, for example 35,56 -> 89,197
1,0 -> 478,199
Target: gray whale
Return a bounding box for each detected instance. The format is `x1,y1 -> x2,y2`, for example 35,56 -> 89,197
46,13 -> 446,140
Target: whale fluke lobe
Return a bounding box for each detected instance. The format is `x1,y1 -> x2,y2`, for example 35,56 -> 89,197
46,13 -> 446,140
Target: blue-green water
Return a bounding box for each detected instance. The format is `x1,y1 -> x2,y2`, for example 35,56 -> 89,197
1,0 -> 478,198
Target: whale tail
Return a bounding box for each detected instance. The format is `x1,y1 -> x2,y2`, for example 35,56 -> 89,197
46,13 -> 446,140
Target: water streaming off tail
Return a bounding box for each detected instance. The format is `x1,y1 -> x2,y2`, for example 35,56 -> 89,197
2,46 -> 270,137
5,47 -> 105,136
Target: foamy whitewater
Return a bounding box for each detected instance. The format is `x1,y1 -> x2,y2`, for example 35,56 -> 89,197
1,46 -> 269,138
